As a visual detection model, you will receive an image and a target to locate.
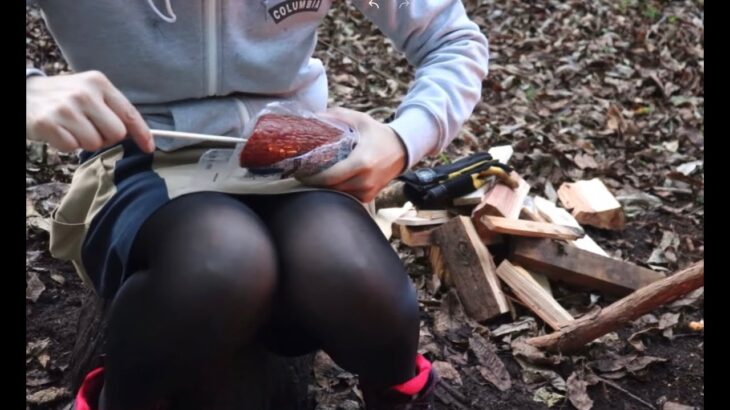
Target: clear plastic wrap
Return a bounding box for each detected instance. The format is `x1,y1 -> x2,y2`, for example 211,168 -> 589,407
229,102 -> 359,179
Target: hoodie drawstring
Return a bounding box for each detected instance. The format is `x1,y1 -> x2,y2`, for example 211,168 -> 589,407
147,0 -> 177,23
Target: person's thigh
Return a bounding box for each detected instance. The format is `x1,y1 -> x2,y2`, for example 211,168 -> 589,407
249,191 -> 419,385
103,192 -> 280,408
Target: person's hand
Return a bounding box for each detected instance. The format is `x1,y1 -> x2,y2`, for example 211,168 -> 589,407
298,107 -> 407,203
26,71 -> 154,153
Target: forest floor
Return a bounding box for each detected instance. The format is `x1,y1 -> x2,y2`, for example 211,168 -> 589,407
26,1 -> 703,409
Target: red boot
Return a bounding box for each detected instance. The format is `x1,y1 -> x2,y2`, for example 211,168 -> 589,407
71,368 -> 167,410
362,354 -> 439,410
72,367 -> 105,410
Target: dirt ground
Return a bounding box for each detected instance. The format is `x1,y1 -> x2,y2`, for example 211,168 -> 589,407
27,1 -> 703,409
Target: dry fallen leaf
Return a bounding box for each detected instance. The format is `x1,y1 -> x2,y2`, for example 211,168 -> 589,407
26,182 -> 69,216
668,287 -> 704,309
38,353 -> 51,368
676,161 -> 703,176
663,401 -> 697,410
26,338 -> 50,356
532,386 -> 564,408
573,153 -> 599,170
432,290 -> 467,339
516,357 -> 567,392
659,312 -> 680,338
616,192 -> 663,218
26,387 -> 71,405
26,271 -> 46,303
469,334 -> 512,391
647,231 -> 680,265
589,352 -> 666,375
625,356 -> 667,374
432,361 -> 463,387
567,372 -> 594,410
50,273 -> 66,285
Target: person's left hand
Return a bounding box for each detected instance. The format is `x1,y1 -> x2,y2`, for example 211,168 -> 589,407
298,107 -> 407,203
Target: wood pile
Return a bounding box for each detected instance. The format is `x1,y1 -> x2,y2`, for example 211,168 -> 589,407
381,146 -> 704,353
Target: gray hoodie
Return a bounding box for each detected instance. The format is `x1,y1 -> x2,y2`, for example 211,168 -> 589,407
27,0 -> 489,169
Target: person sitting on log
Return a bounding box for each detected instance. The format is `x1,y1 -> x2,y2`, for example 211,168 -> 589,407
26,0 -> 489,408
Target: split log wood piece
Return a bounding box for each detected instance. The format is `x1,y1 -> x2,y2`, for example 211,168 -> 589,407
519,207 -> 547,223
509,238 -> 665,296
479,215 -> 585,241
471,172 -> 530,244
557,179 -> 625,230
526,260 -> 704,352
399,224 -> 436,247
428,245 -> 450,286
472,171 -> 530,220
533,196 -> 608,257
395,209 -> 451,227
496,260 -> 573,330
432,216 -> 510,321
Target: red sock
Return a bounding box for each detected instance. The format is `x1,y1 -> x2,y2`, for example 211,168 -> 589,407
390,354 -> 432,396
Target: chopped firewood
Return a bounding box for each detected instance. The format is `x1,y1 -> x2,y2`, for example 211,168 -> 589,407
509,238 -> 665,296
471,171 -> 529,244
428,246 -> 450,286
519,207 -> 545,222
533,196 -> 583,232
496,260 -> 574,331
478,215 -> 585,241
395,209 -> 451,226
527,260 -> 704,352
432,216 -> 510,321
520,195 -> 550,222
570,236 -> 609,258
374,202 -> 414,240
533,196 -> 609,257
454,145 -> 515,206
473,226 -> 505,246
516,200 -> 559,296
529,271 -> 553,296
557,178 -> 625,230
399,225 -> 436,247
472,171 -> 530,221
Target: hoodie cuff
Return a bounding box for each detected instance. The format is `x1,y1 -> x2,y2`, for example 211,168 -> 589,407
387,106 -> 441,171
26,67 -> 46,79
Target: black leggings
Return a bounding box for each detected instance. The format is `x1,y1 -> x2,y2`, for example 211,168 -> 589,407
101,191 -> 420,409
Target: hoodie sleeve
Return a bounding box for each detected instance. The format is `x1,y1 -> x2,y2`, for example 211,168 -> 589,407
352,0 -> 489,169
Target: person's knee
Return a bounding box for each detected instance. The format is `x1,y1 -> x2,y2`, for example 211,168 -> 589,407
296,256 -> 420,338
346,262 -> 420,335
164,233 -> 276,323
141,193 -> 279,333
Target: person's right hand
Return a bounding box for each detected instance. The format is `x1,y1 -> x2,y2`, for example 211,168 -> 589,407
26,70 -> 155,153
